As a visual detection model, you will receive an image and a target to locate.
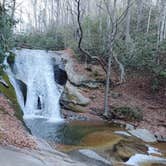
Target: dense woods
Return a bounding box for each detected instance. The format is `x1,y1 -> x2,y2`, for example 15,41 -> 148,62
0,2 -> 166,164
13,0 -> 166,76
0,0 -> 166,115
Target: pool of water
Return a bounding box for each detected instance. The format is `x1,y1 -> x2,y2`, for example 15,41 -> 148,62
25,118 -> 166,166
25,118 -> 121,146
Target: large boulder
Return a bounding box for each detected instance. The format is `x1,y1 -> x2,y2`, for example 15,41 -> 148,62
61,82 -> 90,107
64,58 -> 87,86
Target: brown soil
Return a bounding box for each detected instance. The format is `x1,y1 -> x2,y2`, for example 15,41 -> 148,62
113,74 -> 166,137
87,73 -> 166,137
65,49 -> 166,138
0,95 -> 36,148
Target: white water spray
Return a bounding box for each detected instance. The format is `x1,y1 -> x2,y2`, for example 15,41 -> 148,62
6,49 -> 64,122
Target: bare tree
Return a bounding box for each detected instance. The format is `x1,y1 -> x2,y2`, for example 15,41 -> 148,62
125,0 -> 131,43
74,0 -> 127,117
157,0 -> 166,64
136,0 -> 143,32
11,0 -> 16,20
31,0 -> 38,31
103,0 -> 118,117
74,0 -> 107,72
147,0 -> 152,34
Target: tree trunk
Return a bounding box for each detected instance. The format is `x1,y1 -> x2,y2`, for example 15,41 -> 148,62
157,0 -> 166,64
104,0 -> 117,117
159,1 -> 166,42
125,0 -> 131,43
103,43 -> 112,117
147,2 -> 152,34
136,0 -> 143,32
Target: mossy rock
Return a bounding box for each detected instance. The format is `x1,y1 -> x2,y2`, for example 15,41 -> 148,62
0,72 -> 23,121
112,107 -> 143,121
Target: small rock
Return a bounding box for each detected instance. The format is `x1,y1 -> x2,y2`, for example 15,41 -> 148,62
79,149 -> 111,165
114,131 -> 131,137
129,129 -> 157,143
125,124 -> 135,130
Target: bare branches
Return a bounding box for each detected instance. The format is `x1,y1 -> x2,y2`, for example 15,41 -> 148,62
74,0 -> 107,72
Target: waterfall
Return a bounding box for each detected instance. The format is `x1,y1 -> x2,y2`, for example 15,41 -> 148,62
6,49 -> 64,122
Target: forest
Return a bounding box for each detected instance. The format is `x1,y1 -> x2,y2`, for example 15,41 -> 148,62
0,0 -> 166,166
1,0 -> 166,114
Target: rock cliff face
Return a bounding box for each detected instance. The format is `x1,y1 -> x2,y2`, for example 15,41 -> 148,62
50,50 -> 91,114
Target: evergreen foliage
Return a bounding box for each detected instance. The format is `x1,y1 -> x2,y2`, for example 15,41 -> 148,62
0,3 -> 15,74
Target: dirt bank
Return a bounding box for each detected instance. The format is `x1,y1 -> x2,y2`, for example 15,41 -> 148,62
0,94 -> 36,148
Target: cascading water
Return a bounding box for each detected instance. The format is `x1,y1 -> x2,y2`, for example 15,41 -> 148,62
6,49 -> 65,122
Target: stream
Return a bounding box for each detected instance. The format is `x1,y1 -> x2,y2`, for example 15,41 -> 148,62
24,118 -> 166,166
6,49 -> 166,166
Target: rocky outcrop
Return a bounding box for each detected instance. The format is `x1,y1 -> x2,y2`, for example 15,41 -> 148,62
64,57 -> 87,86
60,82 -> 90,113
62,82 -> 90,106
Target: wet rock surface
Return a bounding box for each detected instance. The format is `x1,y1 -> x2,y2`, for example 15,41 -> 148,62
0,145 -> 87,166
129,129 -> 157,143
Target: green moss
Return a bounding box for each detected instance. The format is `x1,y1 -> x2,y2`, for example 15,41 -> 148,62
0,72 -> 23,121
